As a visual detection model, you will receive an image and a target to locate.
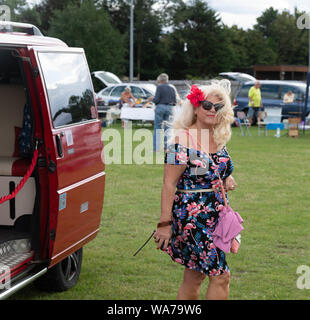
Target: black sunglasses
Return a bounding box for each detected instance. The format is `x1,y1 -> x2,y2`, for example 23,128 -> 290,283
201,100 -> 225,112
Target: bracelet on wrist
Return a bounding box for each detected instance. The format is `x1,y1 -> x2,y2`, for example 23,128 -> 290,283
157,220 -> 172,228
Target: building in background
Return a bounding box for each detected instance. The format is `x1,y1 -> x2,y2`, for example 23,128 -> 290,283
253,65 -> 309,81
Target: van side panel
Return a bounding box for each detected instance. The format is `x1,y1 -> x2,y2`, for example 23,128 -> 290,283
51,172 -> 105,265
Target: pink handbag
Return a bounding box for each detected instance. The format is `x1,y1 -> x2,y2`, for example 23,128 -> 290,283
209,162 -> 243,253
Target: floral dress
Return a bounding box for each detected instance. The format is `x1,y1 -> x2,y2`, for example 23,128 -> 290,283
164,143 -> 234,276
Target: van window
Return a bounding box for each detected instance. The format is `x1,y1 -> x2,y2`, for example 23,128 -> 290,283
237,84 -> 252,98
260,85 -> 280,99
38,52 -> 95,128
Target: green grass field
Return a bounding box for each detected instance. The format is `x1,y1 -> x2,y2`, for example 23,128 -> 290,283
12,124 -> 310,300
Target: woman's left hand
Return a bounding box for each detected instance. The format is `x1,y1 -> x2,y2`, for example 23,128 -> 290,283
224,175 -> 237,191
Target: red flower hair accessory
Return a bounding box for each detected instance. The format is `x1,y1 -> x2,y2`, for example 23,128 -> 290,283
187,85 -> 205,108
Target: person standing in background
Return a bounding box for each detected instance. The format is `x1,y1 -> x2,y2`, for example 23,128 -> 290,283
149,73 -> 176,151
248,81 -> 263,125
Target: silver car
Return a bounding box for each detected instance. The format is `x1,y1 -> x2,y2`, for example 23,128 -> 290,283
96,83 -> 156,113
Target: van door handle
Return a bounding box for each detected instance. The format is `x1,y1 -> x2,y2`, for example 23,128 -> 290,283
56,134 -> 63,157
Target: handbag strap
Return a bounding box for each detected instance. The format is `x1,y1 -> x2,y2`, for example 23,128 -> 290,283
184,130 -> 228,208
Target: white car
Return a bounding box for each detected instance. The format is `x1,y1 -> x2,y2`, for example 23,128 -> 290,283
96,83 -> 156,108
219,72 -> 256,83
92,70 -> 122,87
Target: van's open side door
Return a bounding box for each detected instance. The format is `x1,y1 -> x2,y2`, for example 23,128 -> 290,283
29,46 -> 105,267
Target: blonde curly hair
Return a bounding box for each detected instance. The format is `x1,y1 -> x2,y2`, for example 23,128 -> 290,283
171,80 -> 234,150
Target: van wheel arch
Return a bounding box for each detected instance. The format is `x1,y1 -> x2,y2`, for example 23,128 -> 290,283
34,248 -> 83,292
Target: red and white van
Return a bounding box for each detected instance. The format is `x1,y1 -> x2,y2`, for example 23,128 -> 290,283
0,21 -> 105,298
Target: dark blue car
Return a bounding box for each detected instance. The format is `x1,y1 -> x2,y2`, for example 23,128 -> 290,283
233,80 -> 310,120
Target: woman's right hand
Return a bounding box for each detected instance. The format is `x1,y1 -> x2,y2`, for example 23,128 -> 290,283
153,226 -> 172,251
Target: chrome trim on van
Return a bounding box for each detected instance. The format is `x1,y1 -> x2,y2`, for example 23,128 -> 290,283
57,171 -> 106,194
51,228 -> 99,263
0,268 -> 47,300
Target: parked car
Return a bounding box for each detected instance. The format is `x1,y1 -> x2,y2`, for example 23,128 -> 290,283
91,70 -> 122,93
96,83 -> 156,116
233,80 -> 310,120
219,72 -> 256,83
0,21 -> 105,298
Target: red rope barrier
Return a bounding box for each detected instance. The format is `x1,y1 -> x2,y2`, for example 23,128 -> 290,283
0,149 -> 39,204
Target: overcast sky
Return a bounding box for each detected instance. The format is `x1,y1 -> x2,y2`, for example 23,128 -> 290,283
26,0 -> 310,30
208,0 -> 310,29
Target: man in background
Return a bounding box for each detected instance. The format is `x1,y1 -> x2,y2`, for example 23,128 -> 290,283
149,73 -> 176,151
248,81 -> 263,125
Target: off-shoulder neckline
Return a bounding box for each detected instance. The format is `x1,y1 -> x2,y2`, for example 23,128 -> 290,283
170,142 -> 225,156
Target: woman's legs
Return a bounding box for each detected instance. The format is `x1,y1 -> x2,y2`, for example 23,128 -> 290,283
177,268 -> 230,300
177,268 -> 206,300
206,272 -> 230,300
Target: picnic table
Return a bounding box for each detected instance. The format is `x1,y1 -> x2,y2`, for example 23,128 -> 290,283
120,105 -> 155,122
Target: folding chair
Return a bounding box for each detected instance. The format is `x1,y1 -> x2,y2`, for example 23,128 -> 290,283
236,111 -> 251,136
257,111 -> 267,136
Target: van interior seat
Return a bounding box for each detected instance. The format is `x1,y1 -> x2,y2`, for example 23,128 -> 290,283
0,84 -> 31,176
0,157 -> 31,176
0,84 -> 35,227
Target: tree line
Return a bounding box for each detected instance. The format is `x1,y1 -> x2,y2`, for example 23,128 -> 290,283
1,0 -> 309,80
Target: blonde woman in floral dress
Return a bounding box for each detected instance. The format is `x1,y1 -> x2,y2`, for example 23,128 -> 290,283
154,80 -> 237,300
